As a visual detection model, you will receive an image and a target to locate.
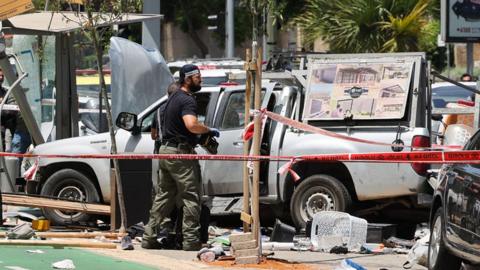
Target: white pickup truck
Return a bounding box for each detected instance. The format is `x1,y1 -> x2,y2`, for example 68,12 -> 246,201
24,53 -> 432,228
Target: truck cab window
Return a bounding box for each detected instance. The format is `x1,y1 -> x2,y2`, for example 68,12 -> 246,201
221,92 -> 245,130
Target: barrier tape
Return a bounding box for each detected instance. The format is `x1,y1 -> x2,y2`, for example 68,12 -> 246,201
5,150 -> 480,164
261,110 -> 414,148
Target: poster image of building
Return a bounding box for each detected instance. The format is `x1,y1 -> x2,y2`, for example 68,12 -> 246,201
304,62 -> 413,121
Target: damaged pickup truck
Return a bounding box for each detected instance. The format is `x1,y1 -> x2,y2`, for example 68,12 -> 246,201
23,53 -> 432,228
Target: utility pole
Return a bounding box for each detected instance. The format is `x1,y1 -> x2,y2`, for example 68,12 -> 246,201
467,43 -> 474,76
225,0 -> 234,58
142,0 -> 161,51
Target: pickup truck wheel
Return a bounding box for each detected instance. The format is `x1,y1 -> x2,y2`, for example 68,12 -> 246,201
40,169 -> 100,225
428,207 -> 462,270
290,174 -> 351,229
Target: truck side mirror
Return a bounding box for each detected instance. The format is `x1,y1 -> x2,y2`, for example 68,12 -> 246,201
116,112 -> 138,132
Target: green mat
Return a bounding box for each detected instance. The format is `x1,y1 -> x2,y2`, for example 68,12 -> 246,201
0,246 -> 157,270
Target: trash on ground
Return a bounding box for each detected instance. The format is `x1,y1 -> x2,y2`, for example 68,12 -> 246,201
310,211 -> 367,252
5,266 -> 30,270
51,259 -> 76,269
330,245 -> 348,254
403,232 -> 430,269
197,246 -> 225,262
334,259 -> 367,270
360,243 -> 385,253
6,223 -> 35,240
120,235 -> 134,250
262,242 -> 294,251
208,226 -> 230,236
292,234 -> 312,251
384,236 -> 415,248
270,219 -> 295,242
26,249 -> 45,254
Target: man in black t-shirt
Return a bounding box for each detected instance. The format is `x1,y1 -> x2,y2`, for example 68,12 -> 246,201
142,64 -> 219,251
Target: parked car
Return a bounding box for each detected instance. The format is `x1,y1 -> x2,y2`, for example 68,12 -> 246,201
24,53 -> 432,228
431,81 -> 477,145
428,129 -> 480,269
431,81 -> 476,109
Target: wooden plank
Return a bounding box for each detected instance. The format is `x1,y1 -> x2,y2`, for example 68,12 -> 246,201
234,247 -> 259,258
242,48 -> 252,233
240,212 -> 252,225
0,0 -> 34,21
0,239 -> 117,249
229,232 -> 253,243
235,256 -> 260,265
2,193 -> 110,215
110,168 -> 117,231
251,47 -> 263,246
231,240 -> 256,251
0,232 -> 125,239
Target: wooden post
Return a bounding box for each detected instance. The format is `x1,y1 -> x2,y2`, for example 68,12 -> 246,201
242,49 -> 252,232
110,168 -> 117,231
252,47 -> 262,245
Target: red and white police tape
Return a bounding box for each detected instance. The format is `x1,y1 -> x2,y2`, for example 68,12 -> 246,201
12,109 -> 478,182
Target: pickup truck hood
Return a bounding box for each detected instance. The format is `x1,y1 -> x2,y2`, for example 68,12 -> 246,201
32,133 -> 110,155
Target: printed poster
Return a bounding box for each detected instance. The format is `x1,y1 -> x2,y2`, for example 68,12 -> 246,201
303,62 -> 413,121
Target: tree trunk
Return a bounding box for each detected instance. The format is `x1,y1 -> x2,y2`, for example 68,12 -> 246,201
179,0 -> 209,57
87,10 -> 128,233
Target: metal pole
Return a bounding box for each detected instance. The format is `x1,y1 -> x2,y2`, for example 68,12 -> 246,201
467,43 -> 474,76
225,0 -> 234,58
0,40 -> 44,145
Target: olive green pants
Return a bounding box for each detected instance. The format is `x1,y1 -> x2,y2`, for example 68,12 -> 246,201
143,144 -> 202,249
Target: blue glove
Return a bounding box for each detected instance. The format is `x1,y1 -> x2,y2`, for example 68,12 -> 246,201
209,128 -> 220,138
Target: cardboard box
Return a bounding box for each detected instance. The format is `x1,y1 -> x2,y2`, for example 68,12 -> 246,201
0,0 -> 34,21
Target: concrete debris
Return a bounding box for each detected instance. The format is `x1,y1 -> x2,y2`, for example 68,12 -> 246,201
51,259 -> 75,269
26,249 -> 45,254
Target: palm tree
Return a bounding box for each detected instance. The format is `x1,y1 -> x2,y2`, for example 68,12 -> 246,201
380,0 -> 431,52
294,0 -> 437,53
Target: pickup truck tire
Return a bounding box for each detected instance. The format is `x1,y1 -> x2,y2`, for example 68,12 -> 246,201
427,207 -> 461,270
290,174 -> 352,229
40,169 -> 100,225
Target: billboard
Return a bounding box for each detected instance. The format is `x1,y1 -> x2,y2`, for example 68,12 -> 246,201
441,0 -> 480,42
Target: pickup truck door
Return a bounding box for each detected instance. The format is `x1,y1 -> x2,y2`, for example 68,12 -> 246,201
202,84 -> 275,195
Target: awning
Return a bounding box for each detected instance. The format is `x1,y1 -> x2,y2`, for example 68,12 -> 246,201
2,11 -> 162,35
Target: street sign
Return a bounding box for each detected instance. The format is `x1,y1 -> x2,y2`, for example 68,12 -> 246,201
0,0 -> 34,21
441,0 -> 480,42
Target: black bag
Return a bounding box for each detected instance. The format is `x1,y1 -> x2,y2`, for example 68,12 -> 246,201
197,134 -> 218,155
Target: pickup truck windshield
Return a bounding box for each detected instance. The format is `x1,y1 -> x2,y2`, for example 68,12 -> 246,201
303,62 -> 413,121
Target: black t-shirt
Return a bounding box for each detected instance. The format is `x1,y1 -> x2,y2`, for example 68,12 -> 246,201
161,90 -> 198,146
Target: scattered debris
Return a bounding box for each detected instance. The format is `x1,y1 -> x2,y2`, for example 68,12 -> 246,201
403,233 -> 430,269
6,223 -> 35,240
26,249 -> 45,254
120,235 -> 134,250
51,259 -> 76,269
197,246 -> 224,262
330,245 -> 349,254
310,211 -> 367,252
334,259 -> 366,270
5,266 -> 30,270
262,242 -> 294,251
270,219 -> 296,242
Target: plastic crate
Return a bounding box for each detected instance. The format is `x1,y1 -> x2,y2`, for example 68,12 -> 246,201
310,211 -> 367,251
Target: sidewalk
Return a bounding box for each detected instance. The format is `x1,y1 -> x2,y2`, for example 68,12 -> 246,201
92,244 -> 427,270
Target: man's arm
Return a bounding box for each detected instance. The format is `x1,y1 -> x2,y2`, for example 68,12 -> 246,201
182,115 -> 210,134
